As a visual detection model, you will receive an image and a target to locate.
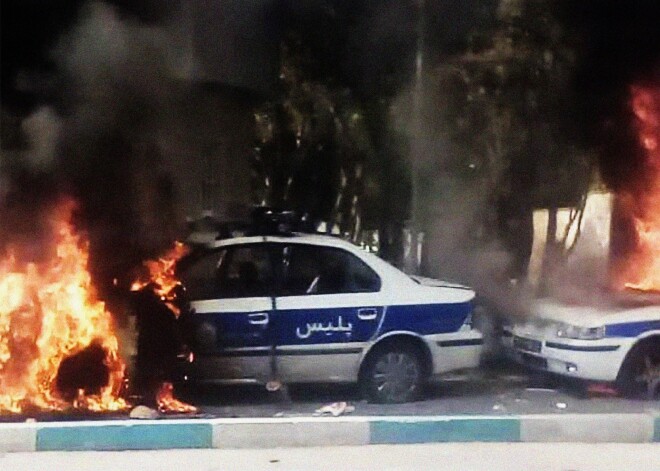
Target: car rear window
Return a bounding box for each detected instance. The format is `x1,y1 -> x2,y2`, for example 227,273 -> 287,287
282,244 -> 381,296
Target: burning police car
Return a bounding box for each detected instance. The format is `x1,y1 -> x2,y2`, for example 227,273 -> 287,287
175,216 -> 482,403
512,295 -> 660,399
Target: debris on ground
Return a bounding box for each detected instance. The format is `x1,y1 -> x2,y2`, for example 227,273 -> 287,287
313,401 -> 355,417
554,402 -> 568,410
491,403 -> 506,412
129,405 -> 159,419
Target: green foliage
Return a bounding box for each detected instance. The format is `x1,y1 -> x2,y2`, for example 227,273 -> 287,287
411,0 -> 595,279
252,37 -> 375,239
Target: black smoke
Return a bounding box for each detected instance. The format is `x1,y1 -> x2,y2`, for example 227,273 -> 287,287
1,1 -> 188,295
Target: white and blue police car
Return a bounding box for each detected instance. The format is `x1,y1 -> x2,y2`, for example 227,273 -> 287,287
176,226 -> 483,403
512,296 -> 660,399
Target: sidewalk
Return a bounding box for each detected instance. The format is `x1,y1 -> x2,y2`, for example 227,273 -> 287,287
1,413 -> 658,452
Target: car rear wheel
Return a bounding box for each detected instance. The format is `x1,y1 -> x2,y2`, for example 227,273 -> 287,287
361,344 -> 424,403
616,339 -> 660,400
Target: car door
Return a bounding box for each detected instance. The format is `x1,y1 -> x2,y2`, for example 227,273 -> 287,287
273,243 -> 385,383
178,243 -> 277,383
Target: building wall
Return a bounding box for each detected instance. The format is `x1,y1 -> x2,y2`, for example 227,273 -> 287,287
159,83 -> 261,221
161,0 -> 280,221
181,0 -> 280,94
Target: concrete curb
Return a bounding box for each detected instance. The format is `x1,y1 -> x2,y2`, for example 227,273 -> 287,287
0,414 -> 658,452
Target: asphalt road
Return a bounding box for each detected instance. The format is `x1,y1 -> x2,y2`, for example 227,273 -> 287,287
177,361 -> 660,419
0,360 -> 657,424
3,443 -> 659,471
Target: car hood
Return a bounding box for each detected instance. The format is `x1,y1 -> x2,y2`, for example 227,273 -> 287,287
532,297 -> 659,327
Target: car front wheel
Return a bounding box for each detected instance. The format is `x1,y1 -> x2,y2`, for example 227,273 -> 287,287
616,339 -> 660,400
361,344 -> 424,403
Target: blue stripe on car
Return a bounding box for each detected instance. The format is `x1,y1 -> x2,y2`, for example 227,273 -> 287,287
193,311 -> 270,349
273,306 -> 383,345
379,302 -> 472,337
605,320 -> 660,338
190,301 -> 473,351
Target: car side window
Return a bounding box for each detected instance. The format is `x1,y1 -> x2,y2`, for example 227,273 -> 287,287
177,249 -> 226,300
216,245 -> 275,298
282,245 -> 381,296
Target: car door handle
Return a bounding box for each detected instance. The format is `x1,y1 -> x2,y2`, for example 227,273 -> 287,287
248,312 -> 269,325
357,308 -> 378,320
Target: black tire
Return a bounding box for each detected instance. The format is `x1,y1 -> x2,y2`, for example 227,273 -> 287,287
360,343 -> 425,404
616,339 -> 660,400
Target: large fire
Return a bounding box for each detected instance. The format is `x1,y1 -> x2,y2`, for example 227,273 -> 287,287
0,201 -> 126,413
613,85 -> 660,291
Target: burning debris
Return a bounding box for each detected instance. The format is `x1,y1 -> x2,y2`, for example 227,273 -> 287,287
0,200 -> 126,413
156,382 -> 197,414
130,242 -> 196,413
131,241 -> 189,317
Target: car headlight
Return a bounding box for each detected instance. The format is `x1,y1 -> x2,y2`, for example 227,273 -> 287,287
556,323 -> 605,340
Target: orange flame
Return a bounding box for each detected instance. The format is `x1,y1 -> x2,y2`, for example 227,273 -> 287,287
617,85 -> 660,291
0,201 -> 126,413
130,241 -> 189,317
155,381 -> 197,414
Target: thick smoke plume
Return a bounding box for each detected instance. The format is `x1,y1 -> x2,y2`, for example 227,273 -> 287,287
54,2 -> 186,290
1,2 -> 192,299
